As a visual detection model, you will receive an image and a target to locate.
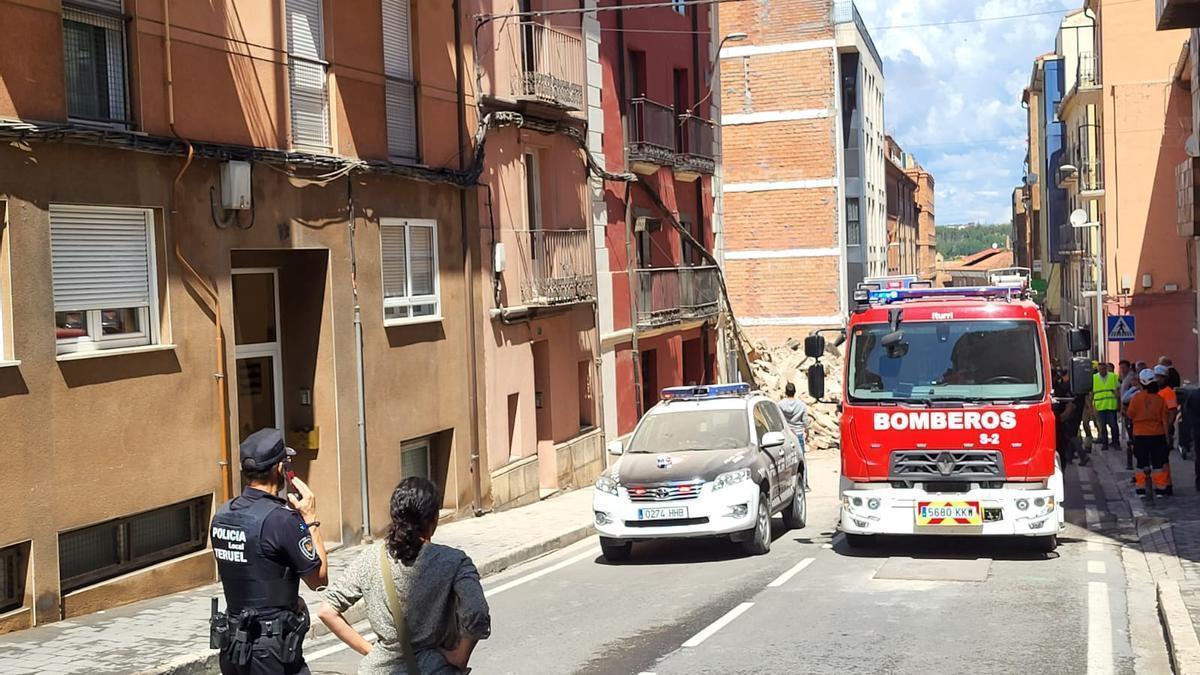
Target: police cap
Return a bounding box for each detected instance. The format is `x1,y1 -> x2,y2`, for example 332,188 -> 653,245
240,428 -> 296,472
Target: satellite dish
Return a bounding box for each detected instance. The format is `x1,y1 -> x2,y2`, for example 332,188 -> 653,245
1070,209 -> 1089,228
1187,134 -> 1199,158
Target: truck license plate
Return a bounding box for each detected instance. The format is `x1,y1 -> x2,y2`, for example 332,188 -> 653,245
637,506 -> 688,521
916,501 -> 982,526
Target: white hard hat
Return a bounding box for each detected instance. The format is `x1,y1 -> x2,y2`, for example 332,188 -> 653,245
1139,368 -> 1156,386
1154,364 -> 1170,377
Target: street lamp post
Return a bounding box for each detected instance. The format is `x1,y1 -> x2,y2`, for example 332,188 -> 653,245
691,32 -> 748,115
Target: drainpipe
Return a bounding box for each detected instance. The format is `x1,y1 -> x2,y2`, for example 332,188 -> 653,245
625,189 -> 643,416
455,0 -> 485,516
347,179 -> 372,543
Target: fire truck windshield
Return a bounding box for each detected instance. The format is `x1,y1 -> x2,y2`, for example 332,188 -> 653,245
848,319 -> 1044,403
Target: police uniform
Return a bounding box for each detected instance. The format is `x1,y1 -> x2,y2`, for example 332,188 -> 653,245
211,429 -> 321,675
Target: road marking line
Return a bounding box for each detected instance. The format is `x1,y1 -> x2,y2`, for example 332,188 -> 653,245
1088,580 -> 1114,674
682,602 -> 755,648
485,547 -> 599,598
1086,506 -> 1101,529
1088,560 -> 1106,575
767,558 -> 814,588
306,631 -> 376,661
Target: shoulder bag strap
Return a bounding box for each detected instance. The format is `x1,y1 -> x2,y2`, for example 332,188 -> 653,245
379,544 -> 422,675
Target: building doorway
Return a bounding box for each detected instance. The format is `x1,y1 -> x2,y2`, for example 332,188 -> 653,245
232,268 -> 284,442
640,348 -> 658,415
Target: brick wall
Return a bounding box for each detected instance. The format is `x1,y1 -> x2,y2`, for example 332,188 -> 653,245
723,188 -> 838,250
724,256 -> 840,317
720,50 -> 834,114
723,118 -> 836,183
720,0 -> 834,45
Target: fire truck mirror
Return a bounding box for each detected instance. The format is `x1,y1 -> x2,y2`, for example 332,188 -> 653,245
804,334 -> 826,359
881,330 -> 909,358
807,363 -> 826,400
1068,328 -> 1091,354
1070,356 -> 1093,397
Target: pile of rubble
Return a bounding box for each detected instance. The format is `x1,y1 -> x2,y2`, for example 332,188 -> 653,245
748,337 -> 844,453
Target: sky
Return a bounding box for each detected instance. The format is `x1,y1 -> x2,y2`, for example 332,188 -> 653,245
853,0 -> 1080,226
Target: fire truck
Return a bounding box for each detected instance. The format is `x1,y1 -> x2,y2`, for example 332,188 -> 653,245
804,281 -> 1092,552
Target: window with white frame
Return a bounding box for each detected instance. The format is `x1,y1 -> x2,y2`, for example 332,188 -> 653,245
62,0 -> 130,127
286,0 -> 330,151
50,205 -> 159,354
380,218 -> 439,324
382,0 -> 419,161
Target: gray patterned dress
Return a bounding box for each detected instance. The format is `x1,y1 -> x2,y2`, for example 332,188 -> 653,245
321,542 -> 491,674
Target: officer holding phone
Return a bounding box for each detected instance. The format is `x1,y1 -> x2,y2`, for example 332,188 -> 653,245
211,428 -> 329,675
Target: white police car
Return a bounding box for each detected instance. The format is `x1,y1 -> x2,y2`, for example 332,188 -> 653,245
593,384 -> 806,561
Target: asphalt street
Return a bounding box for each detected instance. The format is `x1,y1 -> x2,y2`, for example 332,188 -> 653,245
308,454 -> 1145,674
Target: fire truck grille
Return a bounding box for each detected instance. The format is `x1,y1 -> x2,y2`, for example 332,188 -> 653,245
889,451 -> 1004,481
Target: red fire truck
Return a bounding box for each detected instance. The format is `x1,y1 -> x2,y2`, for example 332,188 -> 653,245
805,282 -> 1091,552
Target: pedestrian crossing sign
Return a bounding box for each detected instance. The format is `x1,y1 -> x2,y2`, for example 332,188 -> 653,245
1106,315 -> 1135,342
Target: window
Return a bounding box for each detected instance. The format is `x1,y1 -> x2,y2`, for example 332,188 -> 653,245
382,0 -> 418,161
63,0 -> 130,127
0,542 -> 29,614
846,198 -> 861,246
50,205 -> 159,355
380,218 -> 439,324
286,0 -> 330,151
58,496 -> 210,593
401,438 -> 432,480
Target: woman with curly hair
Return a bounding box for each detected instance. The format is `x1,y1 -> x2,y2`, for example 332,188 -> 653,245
318,478 -> 490,673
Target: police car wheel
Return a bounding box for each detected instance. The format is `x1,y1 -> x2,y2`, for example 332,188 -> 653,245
1031,534 -> 1058,554
600,537 -> 632,562
740,495 -> 771,556
783,475 -> 806,530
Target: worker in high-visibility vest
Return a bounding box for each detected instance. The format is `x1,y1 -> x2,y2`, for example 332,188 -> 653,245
1092,361 -> 1121,450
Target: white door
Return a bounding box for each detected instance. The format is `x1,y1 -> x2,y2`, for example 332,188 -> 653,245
233,269 -> 285,442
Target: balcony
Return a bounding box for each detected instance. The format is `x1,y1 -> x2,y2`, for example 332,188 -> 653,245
1157,0 -> 1200,30
1058,223 -> 1084,257
674,114 -> 716,181
484,20 -> 585,114
512,229 -> 595,307
635,266 -> 721,329
628,98 -> 676,175
1176,157 -> 1200,236
1060,52 -> 1101,114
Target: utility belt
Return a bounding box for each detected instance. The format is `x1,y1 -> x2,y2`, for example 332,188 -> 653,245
210,598 -> 309,667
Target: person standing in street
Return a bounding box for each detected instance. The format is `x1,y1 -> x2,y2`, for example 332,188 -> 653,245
211,428 -> 329,675
1129,369 -> 1172,497
1092,361 -> 1121,451
1156,364 -> 1181,456
779,382 -> 808,450
318,477 -> 491,674
1160,356 -> 1183,389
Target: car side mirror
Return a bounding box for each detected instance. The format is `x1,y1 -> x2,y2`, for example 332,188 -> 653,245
804,334 -> 826,358
807,363 -> 826,400
761,431 -> 786,449
1068,328 -> 1091,354
1070,357 -> 1093,397
606,440 -> 624,456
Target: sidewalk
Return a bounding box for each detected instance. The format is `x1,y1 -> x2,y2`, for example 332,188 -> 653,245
1090,445 -> 1200,672
0,488 -> 596,675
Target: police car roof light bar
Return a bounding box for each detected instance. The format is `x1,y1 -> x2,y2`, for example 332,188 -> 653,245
661,383 -> 751,401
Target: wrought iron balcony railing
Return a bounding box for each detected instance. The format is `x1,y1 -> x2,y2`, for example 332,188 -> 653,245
635,266 -> 721,328
628,98 -> 676,167
675,113 -> 716,176
510,21 -> 585,110
512,228 -> 595,306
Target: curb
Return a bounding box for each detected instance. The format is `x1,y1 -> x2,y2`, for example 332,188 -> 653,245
1159,580 -> 1200,674
147,523 -> 597,675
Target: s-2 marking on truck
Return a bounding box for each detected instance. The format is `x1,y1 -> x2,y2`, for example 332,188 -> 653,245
805,279 -> 1093,552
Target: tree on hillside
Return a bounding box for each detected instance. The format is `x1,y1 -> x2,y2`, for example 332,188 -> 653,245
938,224 -> 1011,259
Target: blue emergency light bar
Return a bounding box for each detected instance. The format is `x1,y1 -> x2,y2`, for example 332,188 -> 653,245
859,284 -> 1027,306
661,383 -> 751,401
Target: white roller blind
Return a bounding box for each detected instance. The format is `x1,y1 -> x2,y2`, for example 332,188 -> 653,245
50,205 -> 153,312
286,0 -> 329,150
69,0 -> 123,13
380,222 -> 408,300
409,224 -> 434,296
382,0 -> 417,160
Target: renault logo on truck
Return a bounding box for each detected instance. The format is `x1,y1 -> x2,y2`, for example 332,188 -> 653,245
935,452 -> 955,476
872,411 -> 1019,431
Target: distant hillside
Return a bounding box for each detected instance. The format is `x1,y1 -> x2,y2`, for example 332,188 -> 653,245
939,223 -> 1011,259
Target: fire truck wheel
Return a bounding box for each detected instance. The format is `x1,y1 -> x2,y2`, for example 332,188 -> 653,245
843,533 -> 878,549
599,537 -> 632,562
1031,534 -> 1058,554
740,496 -> 772,556
783,475 -> 807,530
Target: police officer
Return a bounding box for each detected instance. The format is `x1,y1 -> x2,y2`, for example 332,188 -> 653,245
211,428 -> 328,674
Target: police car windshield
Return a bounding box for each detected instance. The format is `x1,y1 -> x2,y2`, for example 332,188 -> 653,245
848,319 -> 1044,403
628,409 -> 750,453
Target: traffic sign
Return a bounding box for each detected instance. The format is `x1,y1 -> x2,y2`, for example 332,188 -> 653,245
1107,315 -> 1136,342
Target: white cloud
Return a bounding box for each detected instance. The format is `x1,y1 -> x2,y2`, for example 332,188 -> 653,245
854,0 -> 1078,224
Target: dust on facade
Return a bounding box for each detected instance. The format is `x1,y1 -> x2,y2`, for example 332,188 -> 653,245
0,0 -> 930,632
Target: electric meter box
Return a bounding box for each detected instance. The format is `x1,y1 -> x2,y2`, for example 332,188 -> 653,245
220,160 -> 252,210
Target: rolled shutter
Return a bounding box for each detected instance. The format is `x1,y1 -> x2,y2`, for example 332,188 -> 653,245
50,206 -> 152,312
69,0 -> 124,13
380,221 -> 408,301
382,0 -> 417,160
286,0 -> 329,150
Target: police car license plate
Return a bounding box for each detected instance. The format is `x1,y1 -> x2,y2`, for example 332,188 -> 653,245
637,506 -> 689,521
916,501 -> 982,526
